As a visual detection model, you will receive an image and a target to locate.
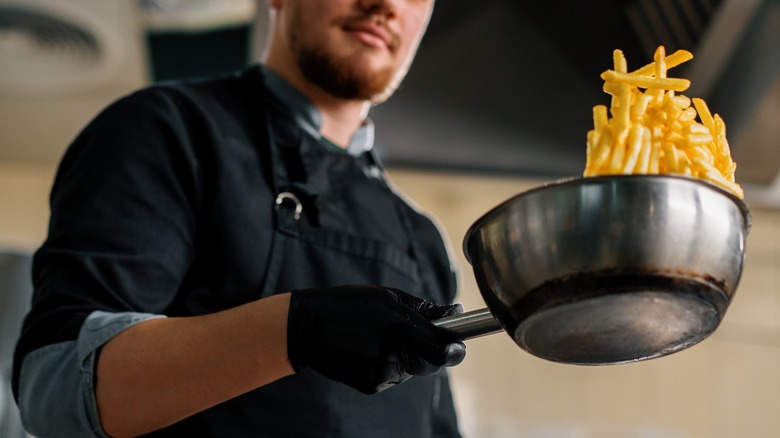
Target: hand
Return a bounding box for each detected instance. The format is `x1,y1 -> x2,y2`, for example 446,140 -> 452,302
287,285 -> 466,394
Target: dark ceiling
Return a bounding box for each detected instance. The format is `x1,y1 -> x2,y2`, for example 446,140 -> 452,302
6,0 -> 774,191
142,0 -> 775,193
371,0 -> 721,179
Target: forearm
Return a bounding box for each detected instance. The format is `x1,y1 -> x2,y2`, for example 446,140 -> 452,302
96,293 -> 294,438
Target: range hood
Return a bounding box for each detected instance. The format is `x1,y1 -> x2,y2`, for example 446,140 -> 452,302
0,0 -> 778,206
370,0 -> 780,207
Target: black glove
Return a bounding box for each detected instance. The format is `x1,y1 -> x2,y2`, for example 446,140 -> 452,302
287,285 -> 466,394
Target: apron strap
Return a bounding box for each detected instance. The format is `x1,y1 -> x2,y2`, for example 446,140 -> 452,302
257,67 -> 306,295
257,67 -> 430,298
364,149 -> 435,297
261,191 -> 302,294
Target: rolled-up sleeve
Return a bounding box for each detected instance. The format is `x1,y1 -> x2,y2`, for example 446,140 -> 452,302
17,311 -> 165,438
11,87 -> 204,437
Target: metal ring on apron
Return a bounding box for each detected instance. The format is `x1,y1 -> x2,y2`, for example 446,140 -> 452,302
275,191 -> 302,220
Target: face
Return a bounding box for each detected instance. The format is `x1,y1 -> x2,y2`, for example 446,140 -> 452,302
271,0 -> 435,103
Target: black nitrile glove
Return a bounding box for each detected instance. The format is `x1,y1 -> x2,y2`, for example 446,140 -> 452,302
287,285 -> 466,394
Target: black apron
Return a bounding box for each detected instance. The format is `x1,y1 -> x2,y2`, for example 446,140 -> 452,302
152,79 -> 460,436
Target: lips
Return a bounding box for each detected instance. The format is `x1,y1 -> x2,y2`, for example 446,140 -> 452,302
343,20 -> 397,52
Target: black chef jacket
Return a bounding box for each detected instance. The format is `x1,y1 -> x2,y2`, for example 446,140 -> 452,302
13,65 -> 461,437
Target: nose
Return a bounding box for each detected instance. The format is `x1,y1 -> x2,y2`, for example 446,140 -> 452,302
359,0 -> 399,16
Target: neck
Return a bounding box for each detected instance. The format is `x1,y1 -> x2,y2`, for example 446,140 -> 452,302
315,93 -> 370,148
264,57 -> 369,149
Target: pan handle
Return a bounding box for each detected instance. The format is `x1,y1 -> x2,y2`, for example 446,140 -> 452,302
433,308 -> 503,340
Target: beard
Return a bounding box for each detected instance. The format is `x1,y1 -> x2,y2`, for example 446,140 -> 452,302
288,8 -> 400,102
296,46 -> 396,102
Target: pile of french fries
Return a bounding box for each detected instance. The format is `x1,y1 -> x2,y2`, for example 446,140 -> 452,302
584,46 -> 743,198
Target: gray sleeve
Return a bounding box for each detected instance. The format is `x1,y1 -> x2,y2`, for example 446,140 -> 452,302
16,311 -> 165,438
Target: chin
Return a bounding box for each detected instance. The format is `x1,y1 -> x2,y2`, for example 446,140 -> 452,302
370,66 -> 408,104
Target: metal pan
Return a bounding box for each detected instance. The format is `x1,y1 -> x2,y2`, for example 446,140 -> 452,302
434,175 -> 751,365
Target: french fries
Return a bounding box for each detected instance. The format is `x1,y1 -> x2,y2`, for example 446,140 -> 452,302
584,46 -> 743,199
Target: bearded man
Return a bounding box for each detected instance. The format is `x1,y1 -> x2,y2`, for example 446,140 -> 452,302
13,0 -> 466,437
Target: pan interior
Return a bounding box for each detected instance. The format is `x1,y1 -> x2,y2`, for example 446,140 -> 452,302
514,291 -> 721,365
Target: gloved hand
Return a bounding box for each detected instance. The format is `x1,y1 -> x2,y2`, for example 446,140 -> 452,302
287,285 -> 466,394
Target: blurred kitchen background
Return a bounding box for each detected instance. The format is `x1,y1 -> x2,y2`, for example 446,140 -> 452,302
1,0 -> 779,436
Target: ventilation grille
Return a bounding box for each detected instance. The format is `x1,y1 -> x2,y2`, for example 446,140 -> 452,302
0,6 -> 100,82
624,0 -> 722,59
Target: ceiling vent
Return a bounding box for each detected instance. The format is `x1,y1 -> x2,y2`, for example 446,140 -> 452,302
0,0 -> 257,164
624,0 -> 721,62
616,0 -> 779,205
0,0 -> 148,163
0,7 -> 101,92
371,0 -> 780,207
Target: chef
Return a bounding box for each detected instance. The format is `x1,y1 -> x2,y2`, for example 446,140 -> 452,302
12,0 -> 466,436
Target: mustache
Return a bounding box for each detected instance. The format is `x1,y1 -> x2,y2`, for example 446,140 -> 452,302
340,13 -> 401,52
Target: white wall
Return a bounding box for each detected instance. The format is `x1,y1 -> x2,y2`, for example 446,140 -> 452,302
1,162 -> 778,437
387,168 -> 780,438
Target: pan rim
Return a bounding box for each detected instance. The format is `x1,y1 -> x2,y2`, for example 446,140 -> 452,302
462,174 -> 752,264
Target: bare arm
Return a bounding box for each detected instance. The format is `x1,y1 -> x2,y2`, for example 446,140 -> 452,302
95,293 -> 294,438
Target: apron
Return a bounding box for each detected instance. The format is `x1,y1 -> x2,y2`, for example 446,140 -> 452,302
148,69 -> 460,437
240,110 -> 457,438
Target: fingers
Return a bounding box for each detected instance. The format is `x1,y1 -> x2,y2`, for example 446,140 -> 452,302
398,313 -> 467,370
385,287 -> 465,320
429,303 -> 464,320
441,341 -> 467,366
385,287 -> 467,371
342,363 -> 411,395
403,341 -> 466,376
288,285 -> 467,395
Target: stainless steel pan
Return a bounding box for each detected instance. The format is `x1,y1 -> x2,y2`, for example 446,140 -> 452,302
434,175 -> 751,365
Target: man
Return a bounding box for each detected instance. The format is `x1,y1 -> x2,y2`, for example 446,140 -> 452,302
13,0 -> 466,436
